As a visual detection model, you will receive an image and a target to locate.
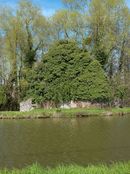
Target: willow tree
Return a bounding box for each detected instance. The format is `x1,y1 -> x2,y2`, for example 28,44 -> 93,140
62,0 -> 130,73
51,9 -> 87,43
0,0 -> 50,106
86,0 -> 130,104
62,0 -> 89,11
0,7 -> 19,88
85,0 -> 127,67
17,0 -> 50,68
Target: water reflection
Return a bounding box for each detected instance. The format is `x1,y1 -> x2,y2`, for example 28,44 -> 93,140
0,116 -> 130,168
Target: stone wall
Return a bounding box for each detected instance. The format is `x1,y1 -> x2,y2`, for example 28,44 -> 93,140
20,99 -> 35,112
20,99 -> 105,111
60,101 -> 102,109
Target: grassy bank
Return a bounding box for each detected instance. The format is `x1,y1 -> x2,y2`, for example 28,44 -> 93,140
1,162 -> 130,174
0,107 -> 130,119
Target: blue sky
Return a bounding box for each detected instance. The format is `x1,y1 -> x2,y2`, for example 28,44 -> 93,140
0,0 -> 130,16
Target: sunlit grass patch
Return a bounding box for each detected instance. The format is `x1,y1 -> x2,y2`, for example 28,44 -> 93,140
0,162 -> 130,174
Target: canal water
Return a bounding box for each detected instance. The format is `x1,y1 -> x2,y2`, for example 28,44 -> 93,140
0,116 -> 130,168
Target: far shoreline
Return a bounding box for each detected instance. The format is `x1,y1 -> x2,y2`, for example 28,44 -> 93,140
0,107 -> 130,120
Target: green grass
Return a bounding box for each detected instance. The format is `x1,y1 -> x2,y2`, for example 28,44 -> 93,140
0,107 -> 130,119
1,162 -> 130,174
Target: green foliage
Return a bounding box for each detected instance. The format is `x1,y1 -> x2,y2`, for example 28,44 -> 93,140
115,84 -> 128,100
26,40 -> 110,104
0,86 -> 6,105
73,60 -> 110,102
93,47 -> 109,67
25,63 -> 46,103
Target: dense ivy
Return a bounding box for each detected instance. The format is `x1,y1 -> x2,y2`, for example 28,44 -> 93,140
26,40 -> 111,104
0,86 -> 6,105
72,60 -> 110,102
